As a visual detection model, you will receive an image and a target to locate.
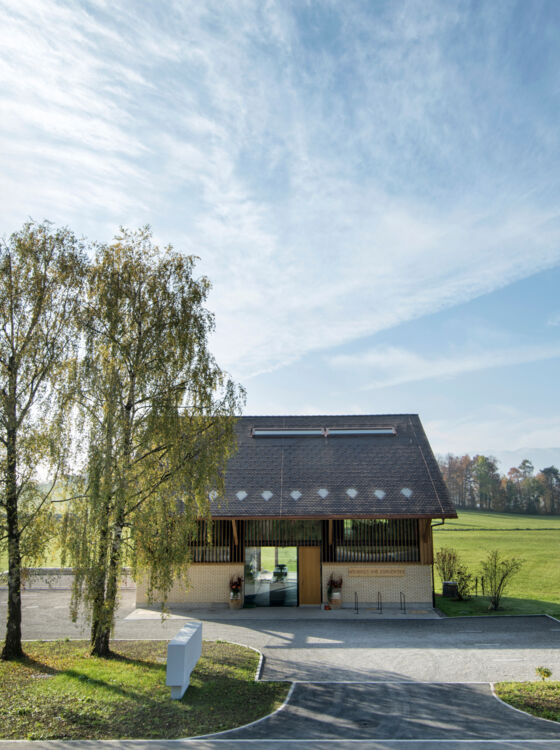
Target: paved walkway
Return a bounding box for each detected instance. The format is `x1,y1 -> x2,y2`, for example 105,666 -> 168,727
3,589 -> 560,682
2,589 -> 560,748
197,682 -> 560,742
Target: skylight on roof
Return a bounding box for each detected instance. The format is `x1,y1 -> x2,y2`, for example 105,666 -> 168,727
252,426 -> 396,438
326,428 -> 395,436
252,428 -> 323,437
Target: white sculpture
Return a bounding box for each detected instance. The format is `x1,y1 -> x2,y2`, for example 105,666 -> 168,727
166,622 -> 202,699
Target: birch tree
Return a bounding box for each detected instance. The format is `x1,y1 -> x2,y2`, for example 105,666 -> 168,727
61,227 -> 244,657
0,222 -> 85,660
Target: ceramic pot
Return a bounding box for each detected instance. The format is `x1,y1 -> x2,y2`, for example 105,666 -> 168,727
329,590 -> 342,608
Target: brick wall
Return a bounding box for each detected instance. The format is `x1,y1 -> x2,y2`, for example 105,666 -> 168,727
136,564 -> 244,606
322,563 -> 432,607
137,562 -> 433,607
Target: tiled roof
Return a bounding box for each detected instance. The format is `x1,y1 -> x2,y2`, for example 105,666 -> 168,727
210,414 -> 456,519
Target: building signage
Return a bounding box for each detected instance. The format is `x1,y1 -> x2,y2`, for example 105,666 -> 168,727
348,567 -> 406,577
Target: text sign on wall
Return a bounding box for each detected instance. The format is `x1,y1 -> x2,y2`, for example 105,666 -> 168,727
348,567 -> 406,577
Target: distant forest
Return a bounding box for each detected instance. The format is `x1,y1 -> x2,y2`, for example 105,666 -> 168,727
437,454 -> 560,515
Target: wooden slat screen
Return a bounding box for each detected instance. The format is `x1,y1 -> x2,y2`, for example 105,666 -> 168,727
190,518 -> 424,563
190,520 -> 244,563
244,520 -> 321,547
322,519 -> 420,563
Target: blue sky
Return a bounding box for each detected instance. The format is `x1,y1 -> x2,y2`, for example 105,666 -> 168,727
1,0 -> 559,470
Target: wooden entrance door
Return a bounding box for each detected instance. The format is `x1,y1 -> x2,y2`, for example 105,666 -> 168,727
299,546 -> 321,605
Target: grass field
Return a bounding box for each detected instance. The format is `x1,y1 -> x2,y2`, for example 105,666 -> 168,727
0,547 -> 61,572
434,510 -> 560,615
0,640 -> 289,740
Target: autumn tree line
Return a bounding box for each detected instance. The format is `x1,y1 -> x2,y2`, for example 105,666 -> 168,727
438,454 -> 560,515
0,221 -> 244,661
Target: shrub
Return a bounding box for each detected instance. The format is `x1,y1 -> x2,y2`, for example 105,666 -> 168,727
480,550 -> 523,610
435,547 -> 459,583
455,567 -> 473,601
536,666 -> 552,681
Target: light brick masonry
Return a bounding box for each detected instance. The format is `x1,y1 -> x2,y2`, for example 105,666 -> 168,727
136,564 -> 244,606
137,562 -> 433,608
322,563 -> 432,607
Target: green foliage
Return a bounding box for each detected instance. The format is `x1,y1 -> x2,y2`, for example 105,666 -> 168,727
60,227 -> 245,655
0,221 -> 86,659
0,640 -> 288,739
434,547 -> 459,583
434,546 -> 472,600
480,549 -> 524,610
455,566 -> 473,601
536,666 -> 553,682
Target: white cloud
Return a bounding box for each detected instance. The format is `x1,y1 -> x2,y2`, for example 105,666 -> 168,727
548,312 -> 560,327
329,343 -> 560,389
1,0 -> 560,382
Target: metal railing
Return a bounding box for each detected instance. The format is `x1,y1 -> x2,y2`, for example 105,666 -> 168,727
354,591 -> 359,614
400,591 -> 407,614
377,591 -> 383,614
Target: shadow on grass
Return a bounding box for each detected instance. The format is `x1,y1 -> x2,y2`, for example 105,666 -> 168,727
0,640 -> 289,740
436,594 -> 560,618
2,641 -> 164,675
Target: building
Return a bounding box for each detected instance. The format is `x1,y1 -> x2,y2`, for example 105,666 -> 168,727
136,414 -> 456,610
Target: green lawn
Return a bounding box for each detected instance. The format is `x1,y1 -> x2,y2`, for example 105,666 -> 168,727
0,546 -> 61,571
434,510 -> 560,614
0,640 -> 289,740
495,681 -> 560,722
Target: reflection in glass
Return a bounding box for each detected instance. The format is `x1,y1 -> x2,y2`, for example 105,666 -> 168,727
244,547 -> 298,606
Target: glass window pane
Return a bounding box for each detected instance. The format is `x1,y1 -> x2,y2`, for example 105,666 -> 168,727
244,546 -> 298,607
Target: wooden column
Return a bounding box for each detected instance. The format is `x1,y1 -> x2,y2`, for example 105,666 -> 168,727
418,519 -> 433,564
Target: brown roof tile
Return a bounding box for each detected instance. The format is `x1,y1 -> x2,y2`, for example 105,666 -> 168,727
210,414 -> 456,519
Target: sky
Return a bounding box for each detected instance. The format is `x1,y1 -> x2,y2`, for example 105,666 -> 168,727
1,0 -> 559,472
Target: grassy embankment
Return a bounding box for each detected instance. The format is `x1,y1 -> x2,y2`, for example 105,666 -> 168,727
0,640 -> 289,740
494,681 -> 560,723
433,510 -> 560,617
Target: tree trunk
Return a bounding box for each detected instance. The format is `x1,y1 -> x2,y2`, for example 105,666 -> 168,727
90,603 -> 111,657
89,411 -> 114,657
1,427 -> 23,661
90,553 -> 108,655
90,518 -> 123,657
89,500 -> 110,652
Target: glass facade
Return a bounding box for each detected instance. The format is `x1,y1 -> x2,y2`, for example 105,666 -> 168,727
244,546 -> 298,606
